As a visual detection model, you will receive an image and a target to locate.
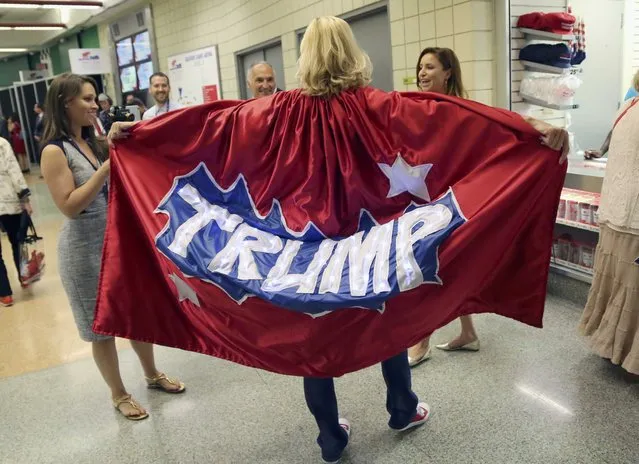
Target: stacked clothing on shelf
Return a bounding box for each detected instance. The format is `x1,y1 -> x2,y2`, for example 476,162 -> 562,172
517,11 -> 576,34
519,43 -> 572,69
520,73 -> 582,106
517,10 -> 586,108
571,17 -> 586,65
517,11 -> 586,67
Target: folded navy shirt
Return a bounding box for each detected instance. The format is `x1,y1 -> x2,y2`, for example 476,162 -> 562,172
519,43 -> 572,68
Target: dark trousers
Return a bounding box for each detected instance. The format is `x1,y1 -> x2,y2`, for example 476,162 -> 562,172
0,214 -> 22,297
303,351 -> 418,462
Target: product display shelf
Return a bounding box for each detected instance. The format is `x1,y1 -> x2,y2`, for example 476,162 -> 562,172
566,158 -> 606,178
517,19 -> 580,111
551,187 -> 599,282
549,260 -> 593,284
555,217 -> 599,233
520,94 -> 579,110
519,28 -> 575,42
520,60 -> 582,75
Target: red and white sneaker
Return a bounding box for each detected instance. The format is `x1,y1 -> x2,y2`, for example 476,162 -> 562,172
394,402 -> 431,432
0,296 -> 14,307
322,418 -> 351,464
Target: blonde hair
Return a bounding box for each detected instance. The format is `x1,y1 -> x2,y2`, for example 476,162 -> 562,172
297,16 -> 372,97
632,69 -> 639,92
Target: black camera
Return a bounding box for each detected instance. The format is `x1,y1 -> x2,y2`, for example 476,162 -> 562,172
107,105 -> 135,122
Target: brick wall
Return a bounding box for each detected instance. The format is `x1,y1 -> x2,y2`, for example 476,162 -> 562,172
145,0 -> 495,101
390,0 -> 494,104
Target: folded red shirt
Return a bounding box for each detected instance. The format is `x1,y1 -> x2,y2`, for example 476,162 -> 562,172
517,12 -> 575,34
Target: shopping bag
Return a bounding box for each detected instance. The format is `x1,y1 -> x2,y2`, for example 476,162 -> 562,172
17,211 -> 45,285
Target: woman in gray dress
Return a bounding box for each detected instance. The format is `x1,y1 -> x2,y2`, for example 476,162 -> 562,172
40,73 -> 185,420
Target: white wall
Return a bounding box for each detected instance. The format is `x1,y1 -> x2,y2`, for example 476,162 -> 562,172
389,0 -> 495,103
621,0 -> 639,100
631,0 -> 639,75
567,0 -> 625,152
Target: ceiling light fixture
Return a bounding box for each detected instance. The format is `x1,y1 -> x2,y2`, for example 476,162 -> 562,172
0,1 -> 103,9
0,47 -> 28,52
0,22 -> 66,30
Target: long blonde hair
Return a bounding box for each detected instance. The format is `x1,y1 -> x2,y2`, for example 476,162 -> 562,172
297,16 -> 372,97
632,69 -> 639,93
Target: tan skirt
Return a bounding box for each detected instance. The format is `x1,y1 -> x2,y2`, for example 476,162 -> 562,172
579,224 -> 639,375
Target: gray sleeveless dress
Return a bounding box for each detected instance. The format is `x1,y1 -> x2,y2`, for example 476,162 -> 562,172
49,138 -> 111,342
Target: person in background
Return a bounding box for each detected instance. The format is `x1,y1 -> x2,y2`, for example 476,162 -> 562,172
407,47 -> 570,367
40,73 -> 185,421
407,48 -> 478,366
0,136 -> 33,306
33,103 -> 44,145
97,93 -> 113,134
578,71 -> 639,376
247,61 -> 281,98
7,113 -> 28,173
0,115 -> 9,142
33,103 -> 45,177
130,97 -> 147,118
143,72 -> 183,120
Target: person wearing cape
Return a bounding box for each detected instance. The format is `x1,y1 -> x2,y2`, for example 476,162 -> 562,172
102,15 -> 569,463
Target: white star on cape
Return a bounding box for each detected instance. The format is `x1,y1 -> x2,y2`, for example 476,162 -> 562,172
168,273 -> 200,307
378,153 -> 433,202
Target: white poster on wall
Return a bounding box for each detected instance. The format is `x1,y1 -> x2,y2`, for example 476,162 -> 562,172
18,69 -> 50,81
167,45 -> 221,106
68,48 -> 113,75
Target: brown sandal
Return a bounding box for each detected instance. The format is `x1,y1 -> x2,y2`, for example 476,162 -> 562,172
112,394 -> 149,421
145,372 -> 186,394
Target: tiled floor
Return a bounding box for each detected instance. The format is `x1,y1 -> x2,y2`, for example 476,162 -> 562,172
0,172 -> 127,378
1,172 -> 638,464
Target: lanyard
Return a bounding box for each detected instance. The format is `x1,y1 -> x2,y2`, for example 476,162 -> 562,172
67,137 -> 108,200
155,98 -> 171,116
156,101 -> 169,115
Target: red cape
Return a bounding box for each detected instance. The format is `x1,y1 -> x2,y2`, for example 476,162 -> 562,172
93,87 -> 565,377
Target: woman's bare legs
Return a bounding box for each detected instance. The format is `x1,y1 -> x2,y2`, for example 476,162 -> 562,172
408,336 -> 431,365
436,315 -> 479,350
131,341 -> 184,392
92,339 -> 147,418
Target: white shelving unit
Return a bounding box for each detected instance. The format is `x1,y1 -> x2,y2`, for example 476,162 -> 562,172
519,28 -> 575,42
555,218 -> 599,233
515,15 -> 599,288
553,218 -> 599,280
552,185 -> 600,281
517,26 -> 580,111
520,94 -> 579,110
520,60 -> 582,75
566,158 -> 606,178
550,260 -> 593,284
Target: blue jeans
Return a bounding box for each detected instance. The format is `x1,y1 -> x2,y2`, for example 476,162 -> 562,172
0,214 -> 22,297
303,351 -> 418,462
